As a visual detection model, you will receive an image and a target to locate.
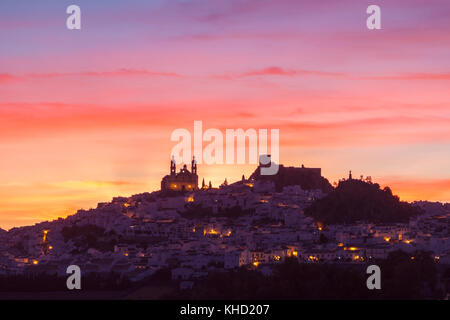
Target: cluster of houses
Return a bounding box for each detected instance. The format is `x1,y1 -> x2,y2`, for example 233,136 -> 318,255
0,179 -> 449,288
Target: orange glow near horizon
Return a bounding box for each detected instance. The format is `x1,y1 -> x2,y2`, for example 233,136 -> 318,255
1,1 -> 450,230
1,160 -> 450,230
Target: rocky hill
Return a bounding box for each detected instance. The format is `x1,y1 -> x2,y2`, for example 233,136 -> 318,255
304,179 -> 422,224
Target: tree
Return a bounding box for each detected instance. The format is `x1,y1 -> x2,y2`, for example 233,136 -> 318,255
304,179 -> 421,224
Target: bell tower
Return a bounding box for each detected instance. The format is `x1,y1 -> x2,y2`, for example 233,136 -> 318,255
170,155 -> 176,176
191,156 -> 197,175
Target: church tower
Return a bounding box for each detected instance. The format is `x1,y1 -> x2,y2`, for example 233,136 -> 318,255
170,155 -> 176,176
191,156 -> 197,175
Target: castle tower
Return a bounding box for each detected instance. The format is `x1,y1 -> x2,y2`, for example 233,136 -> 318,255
170,155 -> 176,176
349,170 -> 352,180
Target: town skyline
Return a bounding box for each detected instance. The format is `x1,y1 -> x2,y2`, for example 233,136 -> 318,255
0,157 -> 448,231
0,158 -> 447,299
2,0 -> 450,229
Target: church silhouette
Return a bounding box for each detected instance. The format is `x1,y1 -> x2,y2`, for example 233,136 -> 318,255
161,156 -> 199,192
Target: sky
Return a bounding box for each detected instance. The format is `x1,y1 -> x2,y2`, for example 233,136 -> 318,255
1,0 -> 450,230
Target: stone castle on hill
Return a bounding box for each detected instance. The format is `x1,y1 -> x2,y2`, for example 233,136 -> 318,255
161,156 -> 199,192
250,161 -> 333,193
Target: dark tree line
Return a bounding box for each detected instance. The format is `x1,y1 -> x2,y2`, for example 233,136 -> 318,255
61,224 -> 118,252
166,251 -> 445,300
305,179 -> 422,224
0,272 -> 131,292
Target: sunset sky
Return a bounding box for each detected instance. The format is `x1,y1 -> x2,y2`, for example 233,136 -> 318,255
1,0 -> 450,230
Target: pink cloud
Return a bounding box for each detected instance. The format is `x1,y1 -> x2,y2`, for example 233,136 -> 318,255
242,67 -> 344,78
360,72 -> 450,81
0,69 -> 182,85
215,66 -> 345,80
0,73 -> 18,84
27,68 -> 182,79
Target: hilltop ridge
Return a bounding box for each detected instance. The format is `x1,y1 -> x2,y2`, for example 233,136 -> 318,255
305,178 -> 422,224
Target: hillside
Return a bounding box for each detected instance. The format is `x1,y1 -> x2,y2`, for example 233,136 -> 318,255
304,179 -> 422,224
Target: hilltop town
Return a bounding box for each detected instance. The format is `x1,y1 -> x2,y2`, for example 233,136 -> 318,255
0,159 -> 449,294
